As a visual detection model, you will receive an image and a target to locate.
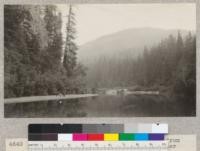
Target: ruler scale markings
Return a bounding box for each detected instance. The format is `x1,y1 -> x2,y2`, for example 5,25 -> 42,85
28,141 -> 168,151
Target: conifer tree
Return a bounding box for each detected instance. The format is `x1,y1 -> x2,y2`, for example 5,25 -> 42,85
63,5 -> 78,76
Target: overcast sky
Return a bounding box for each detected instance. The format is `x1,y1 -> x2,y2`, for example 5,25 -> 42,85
57,4 -> 196,46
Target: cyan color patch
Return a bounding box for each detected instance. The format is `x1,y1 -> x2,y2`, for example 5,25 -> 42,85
134,133 -> 149,140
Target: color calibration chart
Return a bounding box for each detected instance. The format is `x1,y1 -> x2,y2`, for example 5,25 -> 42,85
6,124 -> 196,151
28,123 -> 168,151
28,124 -> 167,141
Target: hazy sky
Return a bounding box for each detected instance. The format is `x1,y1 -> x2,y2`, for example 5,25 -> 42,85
57,4 -> 196,45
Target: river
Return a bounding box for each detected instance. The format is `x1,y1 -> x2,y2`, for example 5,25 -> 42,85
4,94 -> 195,117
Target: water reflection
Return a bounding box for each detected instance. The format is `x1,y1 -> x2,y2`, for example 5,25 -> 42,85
4,94 -> 195,117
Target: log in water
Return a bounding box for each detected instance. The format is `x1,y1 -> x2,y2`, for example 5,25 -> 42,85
4,94 -> 98,104
126,91 -> 159,95
4,91 -> 159,104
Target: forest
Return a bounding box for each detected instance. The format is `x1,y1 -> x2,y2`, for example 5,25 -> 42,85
4,5 -> 196,112
4,5 -> 86,98
86,31 -> 196,111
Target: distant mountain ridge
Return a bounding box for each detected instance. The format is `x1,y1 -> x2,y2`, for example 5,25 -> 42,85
77,27 -> 192,65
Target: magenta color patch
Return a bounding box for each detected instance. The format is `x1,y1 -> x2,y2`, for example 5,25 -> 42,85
73,133 -> 88,141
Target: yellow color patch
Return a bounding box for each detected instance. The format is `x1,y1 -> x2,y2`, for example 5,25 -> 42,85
104,133 -> 119,141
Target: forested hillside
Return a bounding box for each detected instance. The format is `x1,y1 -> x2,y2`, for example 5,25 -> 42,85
85,32 -> 196,111
78,28 -> 190,64
4,5 -> 86,98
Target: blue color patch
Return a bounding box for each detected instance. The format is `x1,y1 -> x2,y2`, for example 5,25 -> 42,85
134,133 -> 149,140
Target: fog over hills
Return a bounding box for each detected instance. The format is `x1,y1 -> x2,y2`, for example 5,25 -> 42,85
77,27 -> 191,64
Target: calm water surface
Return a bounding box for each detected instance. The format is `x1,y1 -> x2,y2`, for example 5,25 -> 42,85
4,94 -> 195,117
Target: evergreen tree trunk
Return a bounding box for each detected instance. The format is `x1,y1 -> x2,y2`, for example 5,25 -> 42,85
63,5 -> 78,77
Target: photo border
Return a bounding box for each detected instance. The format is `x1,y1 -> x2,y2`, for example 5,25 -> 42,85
0,0 -> 199,150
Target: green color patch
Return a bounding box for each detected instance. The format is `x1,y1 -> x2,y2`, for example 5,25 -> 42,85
119,133 -> 135,141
